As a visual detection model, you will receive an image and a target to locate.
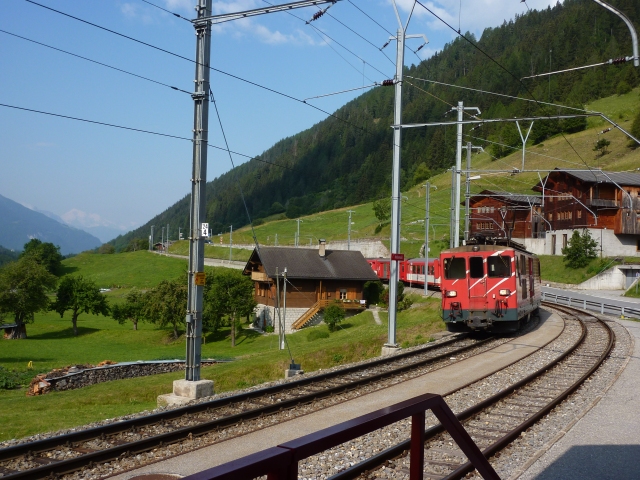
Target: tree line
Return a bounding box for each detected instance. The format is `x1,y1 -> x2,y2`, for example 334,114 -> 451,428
110,0 -> 640,251
0,240 -> 255,344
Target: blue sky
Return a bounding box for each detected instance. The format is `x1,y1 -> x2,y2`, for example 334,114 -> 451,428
0,0 -> 557,237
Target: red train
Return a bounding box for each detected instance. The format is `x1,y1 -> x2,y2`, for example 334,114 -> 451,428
366,258 -> 441,290
440,240 -> 541,333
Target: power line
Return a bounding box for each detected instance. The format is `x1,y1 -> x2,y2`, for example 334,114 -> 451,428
347,0 -> 393,36
0,102 -> 289,169
260,0 -> 391,79
414,0 -> 596,179
210,89 -> 262,250
139,0 -> 191,22
26,0 -> 375,138
0,29 -> 192,95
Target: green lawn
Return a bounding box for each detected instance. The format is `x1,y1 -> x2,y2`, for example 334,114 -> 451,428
0,298 -> 444,441
63,251 -> 188,289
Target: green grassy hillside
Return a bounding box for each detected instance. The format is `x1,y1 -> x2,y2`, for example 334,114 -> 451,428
179,88 -> 640,263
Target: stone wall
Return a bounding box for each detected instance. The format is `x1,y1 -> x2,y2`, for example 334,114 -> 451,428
45,360 -> 219,392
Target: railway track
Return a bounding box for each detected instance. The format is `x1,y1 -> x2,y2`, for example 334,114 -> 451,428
326,303 -> 614,480
0,333 -> 516,479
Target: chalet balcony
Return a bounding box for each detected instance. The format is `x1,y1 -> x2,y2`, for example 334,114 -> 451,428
586,198 -> 618,208
251,271 -> 268,281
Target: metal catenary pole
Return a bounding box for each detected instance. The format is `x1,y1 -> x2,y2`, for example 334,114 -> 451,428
185,0 -> 211,382
424,182 -> 430,296
150,225 -> 154,251
347,210 -> 355,250
167,224 -> 170,253
515,121 -> 534,172
282,268 -> 287,350
464,143 -> 471,243
450,167 -> 455,248
229,225 -> 233,262
161,226 -> 165,253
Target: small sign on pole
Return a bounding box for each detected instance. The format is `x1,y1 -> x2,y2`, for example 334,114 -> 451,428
201,223 -> 209,237
391,253 -> 405,262
194,272 -> 206,286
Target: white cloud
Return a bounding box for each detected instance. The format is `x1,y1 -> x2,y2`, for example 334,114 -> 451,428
120,3 -> 156,24
164,0 -> 195,13
393,0 -> 559,39
61,209 -> 126,230
206,0 -> 319,46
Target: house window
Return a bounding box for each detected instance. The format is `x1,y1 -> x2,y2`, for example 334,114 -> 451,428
490,206 -> 495,213
577,210 -> 582,219
548,213 -> 553,221
557,213 -> 561,220
340,289 -> 347,300
562,234 -> 568,249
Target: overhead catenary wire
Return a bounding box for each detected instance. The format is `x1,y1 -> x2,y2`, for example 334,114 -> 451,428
414,0 -> 597,180
260,0 -> 391,79
209,88 -> 261,251
25,0 -> 374,138
0,102 -> 290,169
0,28 -> 192,95
139,0 -> 191,22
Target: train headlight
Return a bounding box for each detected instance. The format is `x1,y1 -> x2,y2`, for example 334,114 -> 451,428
446,290 -> 457,298
499,289 -> 511,296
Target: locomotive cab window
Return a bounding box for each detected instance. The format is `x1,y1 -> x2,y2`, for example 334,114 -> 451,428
444,257 -> 466,279
469,257 -> 484,278
487,255 -> 511,278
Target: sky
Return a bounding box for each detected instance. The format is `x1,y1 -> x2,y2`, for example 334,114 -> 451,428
0,0 -> 559,238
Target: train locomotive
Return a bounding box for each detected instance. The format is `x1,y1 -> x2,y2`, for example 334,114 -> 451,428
367,257 -> 441,290
440,240 -> 541,333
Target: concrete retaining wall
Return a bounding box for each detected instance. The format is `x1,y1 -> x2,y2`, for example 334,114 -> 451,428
514,229 -> 640,257
254,305 -> 310,334
225,240 -> 390,258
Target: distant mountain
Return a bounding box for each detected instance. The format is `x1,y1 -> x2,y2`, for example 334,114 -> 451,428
0,194 -> 102,255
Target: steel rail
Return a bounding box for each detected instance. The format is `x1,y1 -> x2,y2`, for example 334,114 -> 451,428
330,303 -> 608,479
442,305 -> 614,479
0,335 -> 498,479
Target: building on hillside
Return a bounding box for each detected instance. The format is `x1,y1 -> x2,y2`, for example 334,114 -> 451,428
524,169 -> 640,256
467,190 -> 542,240
242,240 -> 378,333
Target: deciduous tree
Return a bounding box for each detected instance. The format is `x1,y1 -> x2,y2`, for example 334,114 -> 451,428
0,257 -> 58,338
143,279 -> 187,339
204,269 -> 256,347
111,289 -> 146,330
51,276 -> 110,336
20,239 -> 63,276
323,302 -> 345,332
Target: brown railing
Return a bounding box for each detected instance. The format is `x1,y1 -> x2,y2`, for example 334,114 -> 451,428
182,392 -> 499,480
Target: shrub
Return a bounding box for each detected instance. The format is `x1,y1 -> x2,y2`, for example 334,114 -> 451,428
307,329 -> 330,342
363,280 -> 384,305
324,302 -> 345,332
616,81 -> 632,96
562,229 -> 598,269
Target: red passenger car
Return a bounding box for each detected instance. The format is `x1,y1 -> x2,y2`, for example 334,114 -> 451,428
440,241 -> 541,332
366,258 -> 441,290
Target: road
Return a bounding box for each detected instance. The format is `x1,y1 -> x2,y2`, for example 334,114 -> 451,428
158,252 -> 246,270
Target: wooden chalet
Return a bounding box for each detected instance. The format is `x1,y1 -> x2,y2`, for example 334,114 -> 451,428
243,240 -> 379,331
467,190 -> 542,239
533,169 -> 640,235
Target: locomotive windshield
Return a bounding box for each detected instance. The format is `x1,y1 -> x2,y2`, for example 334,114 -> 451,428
487,255 -> 511,278
444,257 -> 466,279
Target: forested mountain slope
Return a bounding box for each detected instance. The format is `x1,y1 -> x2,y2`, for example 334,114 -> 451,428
112,0 -> 639,251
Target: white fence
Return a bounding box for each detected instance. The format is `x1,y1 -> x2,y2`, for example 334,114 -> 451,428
541,291 -> 640,320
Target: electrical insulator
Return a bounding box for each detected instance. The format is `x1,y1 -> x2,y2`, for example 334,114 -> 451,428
381,41 -> 390,50
382,79 -> 394,86
612,57 -> 626,65
312,10 -> 324,21
415,44 -> 424,52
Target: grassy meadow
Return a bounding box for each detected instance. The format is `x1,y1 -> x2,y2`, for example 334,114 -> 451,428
0,250 -> 444,441
174,89 -> 640,262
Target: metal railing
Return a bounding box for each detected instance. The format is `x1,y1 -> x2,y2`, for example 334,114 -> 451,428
182,392 -> 499,480
542,291 -> 640,319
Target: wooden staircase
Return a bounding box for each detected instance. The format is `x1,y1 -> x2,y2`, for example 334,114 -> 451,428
290,299 -> 365,330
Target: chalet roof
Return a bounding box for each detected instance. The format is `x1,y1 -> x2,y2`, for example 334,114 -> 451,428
535,169 -> 640,188
243,247 -> 379,281
467,190 -> 542,206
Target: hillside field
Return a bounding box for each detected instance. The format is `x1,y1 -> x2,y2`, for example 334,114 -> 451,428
0,252 -> 444,441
